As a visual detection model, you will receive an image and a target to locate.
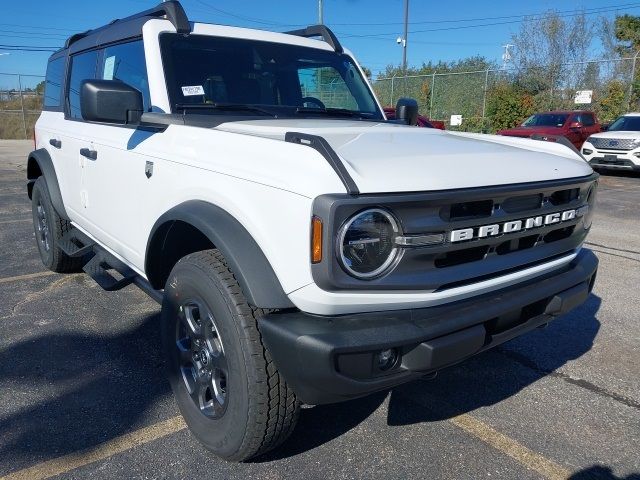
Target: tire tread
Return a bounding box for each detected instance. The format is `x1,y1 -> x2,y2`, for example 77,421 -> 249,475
177,249 -> 299,461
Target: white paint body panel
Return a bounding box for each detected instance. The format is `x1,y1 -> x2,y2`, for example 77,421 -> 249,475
34,19 -> 594,315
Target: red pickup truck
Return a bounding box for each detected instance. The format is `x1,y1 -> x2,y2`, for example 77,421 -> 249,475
498,110 -> 600,149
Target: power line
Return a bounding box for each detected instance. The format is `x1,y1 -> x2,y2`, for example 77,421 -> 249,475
339,4 -> 640,38
330,2 -> 640,26
0,44 -> 59,52
0,29 -> 68,37
0,23 -> 75,32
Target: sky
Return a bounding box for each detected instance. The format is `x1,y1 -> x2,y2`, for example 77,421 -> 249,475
1,0 -> 639,87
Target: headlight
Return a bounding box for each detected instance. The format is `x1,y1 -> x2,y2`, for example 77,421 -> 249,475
337,208 -> 401,279
582,148 -> 593,155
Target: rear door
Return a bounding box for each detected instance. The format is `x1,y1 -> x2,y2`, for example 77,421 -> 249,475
37,55 -> 74,205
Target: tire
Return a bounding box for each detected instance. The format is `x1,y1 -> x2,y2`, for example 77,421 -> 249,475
161,249 -> 299,462
31,177 -> 84,273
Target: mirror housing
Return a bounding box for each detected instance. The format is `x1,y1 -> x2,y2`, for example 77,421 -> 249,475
80,79 -> 143,124
569,121 -> 583,129
395,97 -> 419,126
601,123 -> 609,131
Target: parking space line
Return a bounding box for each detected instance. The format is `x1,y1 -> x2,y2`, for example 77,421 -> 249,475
0,271 -> 58,284
449,414 -> 571,480
0,416 -> 186,480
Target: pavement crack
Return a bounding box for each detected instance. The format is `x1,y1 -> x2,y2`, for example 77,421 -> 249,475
497,348 -> 640,411
10,275 -> 79,317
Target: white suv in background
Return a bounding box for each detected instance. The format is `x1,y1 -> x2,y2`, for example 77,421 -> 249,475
582,113 -> 640,172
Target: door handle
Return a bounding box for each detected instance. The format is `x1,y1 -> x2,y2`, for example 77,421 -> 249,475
79,148 -> 98,160
49,138 -> 62,149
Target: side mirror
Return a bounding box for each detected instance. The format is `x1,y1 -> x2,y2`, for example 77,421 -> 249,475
601,123 -> 609,131
81,79 -> 143,124
569,121 -> 583,129
395,97 -> 419,126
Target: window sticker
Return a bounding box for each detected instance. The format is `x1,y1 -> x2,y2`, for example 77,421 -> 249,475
103,56 -> 115,80
181,85 -> 205,96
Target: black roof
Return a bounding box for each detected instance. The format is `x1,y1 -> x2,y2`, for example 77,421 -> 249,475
52,1 -> 342,58
62,0 -> 189,54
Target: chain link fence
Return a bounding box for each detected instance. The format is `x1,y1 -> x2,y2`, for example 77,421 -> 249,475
372,56 -> 638,132
2,58 -> 638,139
0,73 -> 45,140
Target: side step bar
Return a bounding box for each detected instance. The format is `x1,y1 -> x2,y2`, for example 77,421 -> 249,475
64,227 -> 164,304
59,228 -> 95,258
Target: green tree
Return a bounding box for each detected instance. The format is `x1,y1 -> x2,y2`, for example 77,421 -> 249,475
35,81 -> 45,96
614,15 -> 640,55
485,83 -> 535,132
597,80 -> 627,123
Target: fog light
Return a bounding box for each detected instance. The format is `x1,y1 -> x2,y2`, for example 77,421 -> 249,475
582,148 -> 593,155
376,349 -> 398,371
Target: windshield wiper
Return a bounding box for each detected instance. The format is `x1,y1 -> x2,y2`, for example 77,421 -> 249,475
295,106 -> 368,119
175,103 -> 277,117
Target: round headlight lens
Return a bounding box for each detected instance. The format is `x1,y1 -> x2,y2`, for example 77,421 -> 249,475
337,208 -> 401,279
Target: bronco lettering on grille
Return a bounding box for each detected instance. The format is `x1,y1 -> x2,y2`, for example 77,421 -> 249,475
450,206 -> 588,243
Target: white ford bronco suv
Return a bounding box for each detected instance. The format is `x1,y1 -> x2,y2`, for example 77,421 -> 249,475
29,1 -> 598,462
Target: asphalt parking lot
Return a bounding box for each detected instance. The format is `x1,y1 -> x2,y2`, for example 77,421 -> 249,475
0,139 -> 638,480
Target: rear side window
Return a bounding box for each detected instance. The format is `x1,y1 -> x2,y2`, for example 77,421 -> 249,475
99,40 -> 151,112
44,57 -> 65,109
67,50 -> 99,119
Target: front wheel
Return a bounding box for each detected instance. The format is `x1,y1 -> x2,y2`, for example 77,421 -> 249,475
161,249 -> 299,461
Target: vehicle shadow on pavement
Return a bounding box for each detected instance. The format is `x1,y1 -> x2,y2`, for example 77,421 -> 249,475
384,293 -> 602,424
0,313 -> 170,472
569,465 -> 640,479
262,293 -> 604,461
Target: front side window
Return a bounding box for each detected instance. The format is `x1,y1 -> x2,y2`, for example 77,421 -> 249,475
100,40 -> 151,111
44,57 -> 65,109
67,50 -> 98,119
159,33 -> 381,119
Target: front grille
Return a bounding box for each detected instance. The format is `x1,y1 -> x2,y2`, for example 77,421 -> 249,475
312,174 -> 597,291
590,137 -> 637,151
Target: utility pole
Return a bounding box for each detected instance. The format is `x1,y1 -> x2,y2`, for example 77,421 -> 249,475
402,0 -> 409,77
318,0 -> 323,24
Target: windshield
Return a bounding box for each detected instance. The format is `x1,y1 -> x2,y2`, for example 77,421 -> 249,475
159,33 -> 382,119
608,115 -> 640,131
521,113 -> 569,128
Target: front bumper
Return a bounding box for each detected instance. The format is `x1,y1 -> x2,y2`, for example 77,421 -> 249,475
258,249 -> 598,405
582,143 -> 640,171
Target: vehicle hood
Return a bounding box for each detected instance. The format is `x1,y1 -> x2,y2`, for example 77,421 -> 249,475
586,130 -> 640,140
216,120 -> 592,193
498,126 -> 565,136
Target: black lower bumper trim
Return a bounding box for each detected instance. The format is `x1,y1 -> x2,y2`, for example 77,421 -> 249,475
589,158 -> 640,171
258,249 -> 598,405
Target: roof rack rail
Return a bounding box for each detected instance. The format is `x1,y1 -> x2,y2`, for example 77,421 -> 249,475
65,0 -> 190,48
285,25 -> 343,53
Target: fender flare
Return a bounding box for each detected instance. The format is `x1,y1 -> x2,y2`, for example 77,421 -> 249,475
27,148 -> 69,219
145,200 -> 294,309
